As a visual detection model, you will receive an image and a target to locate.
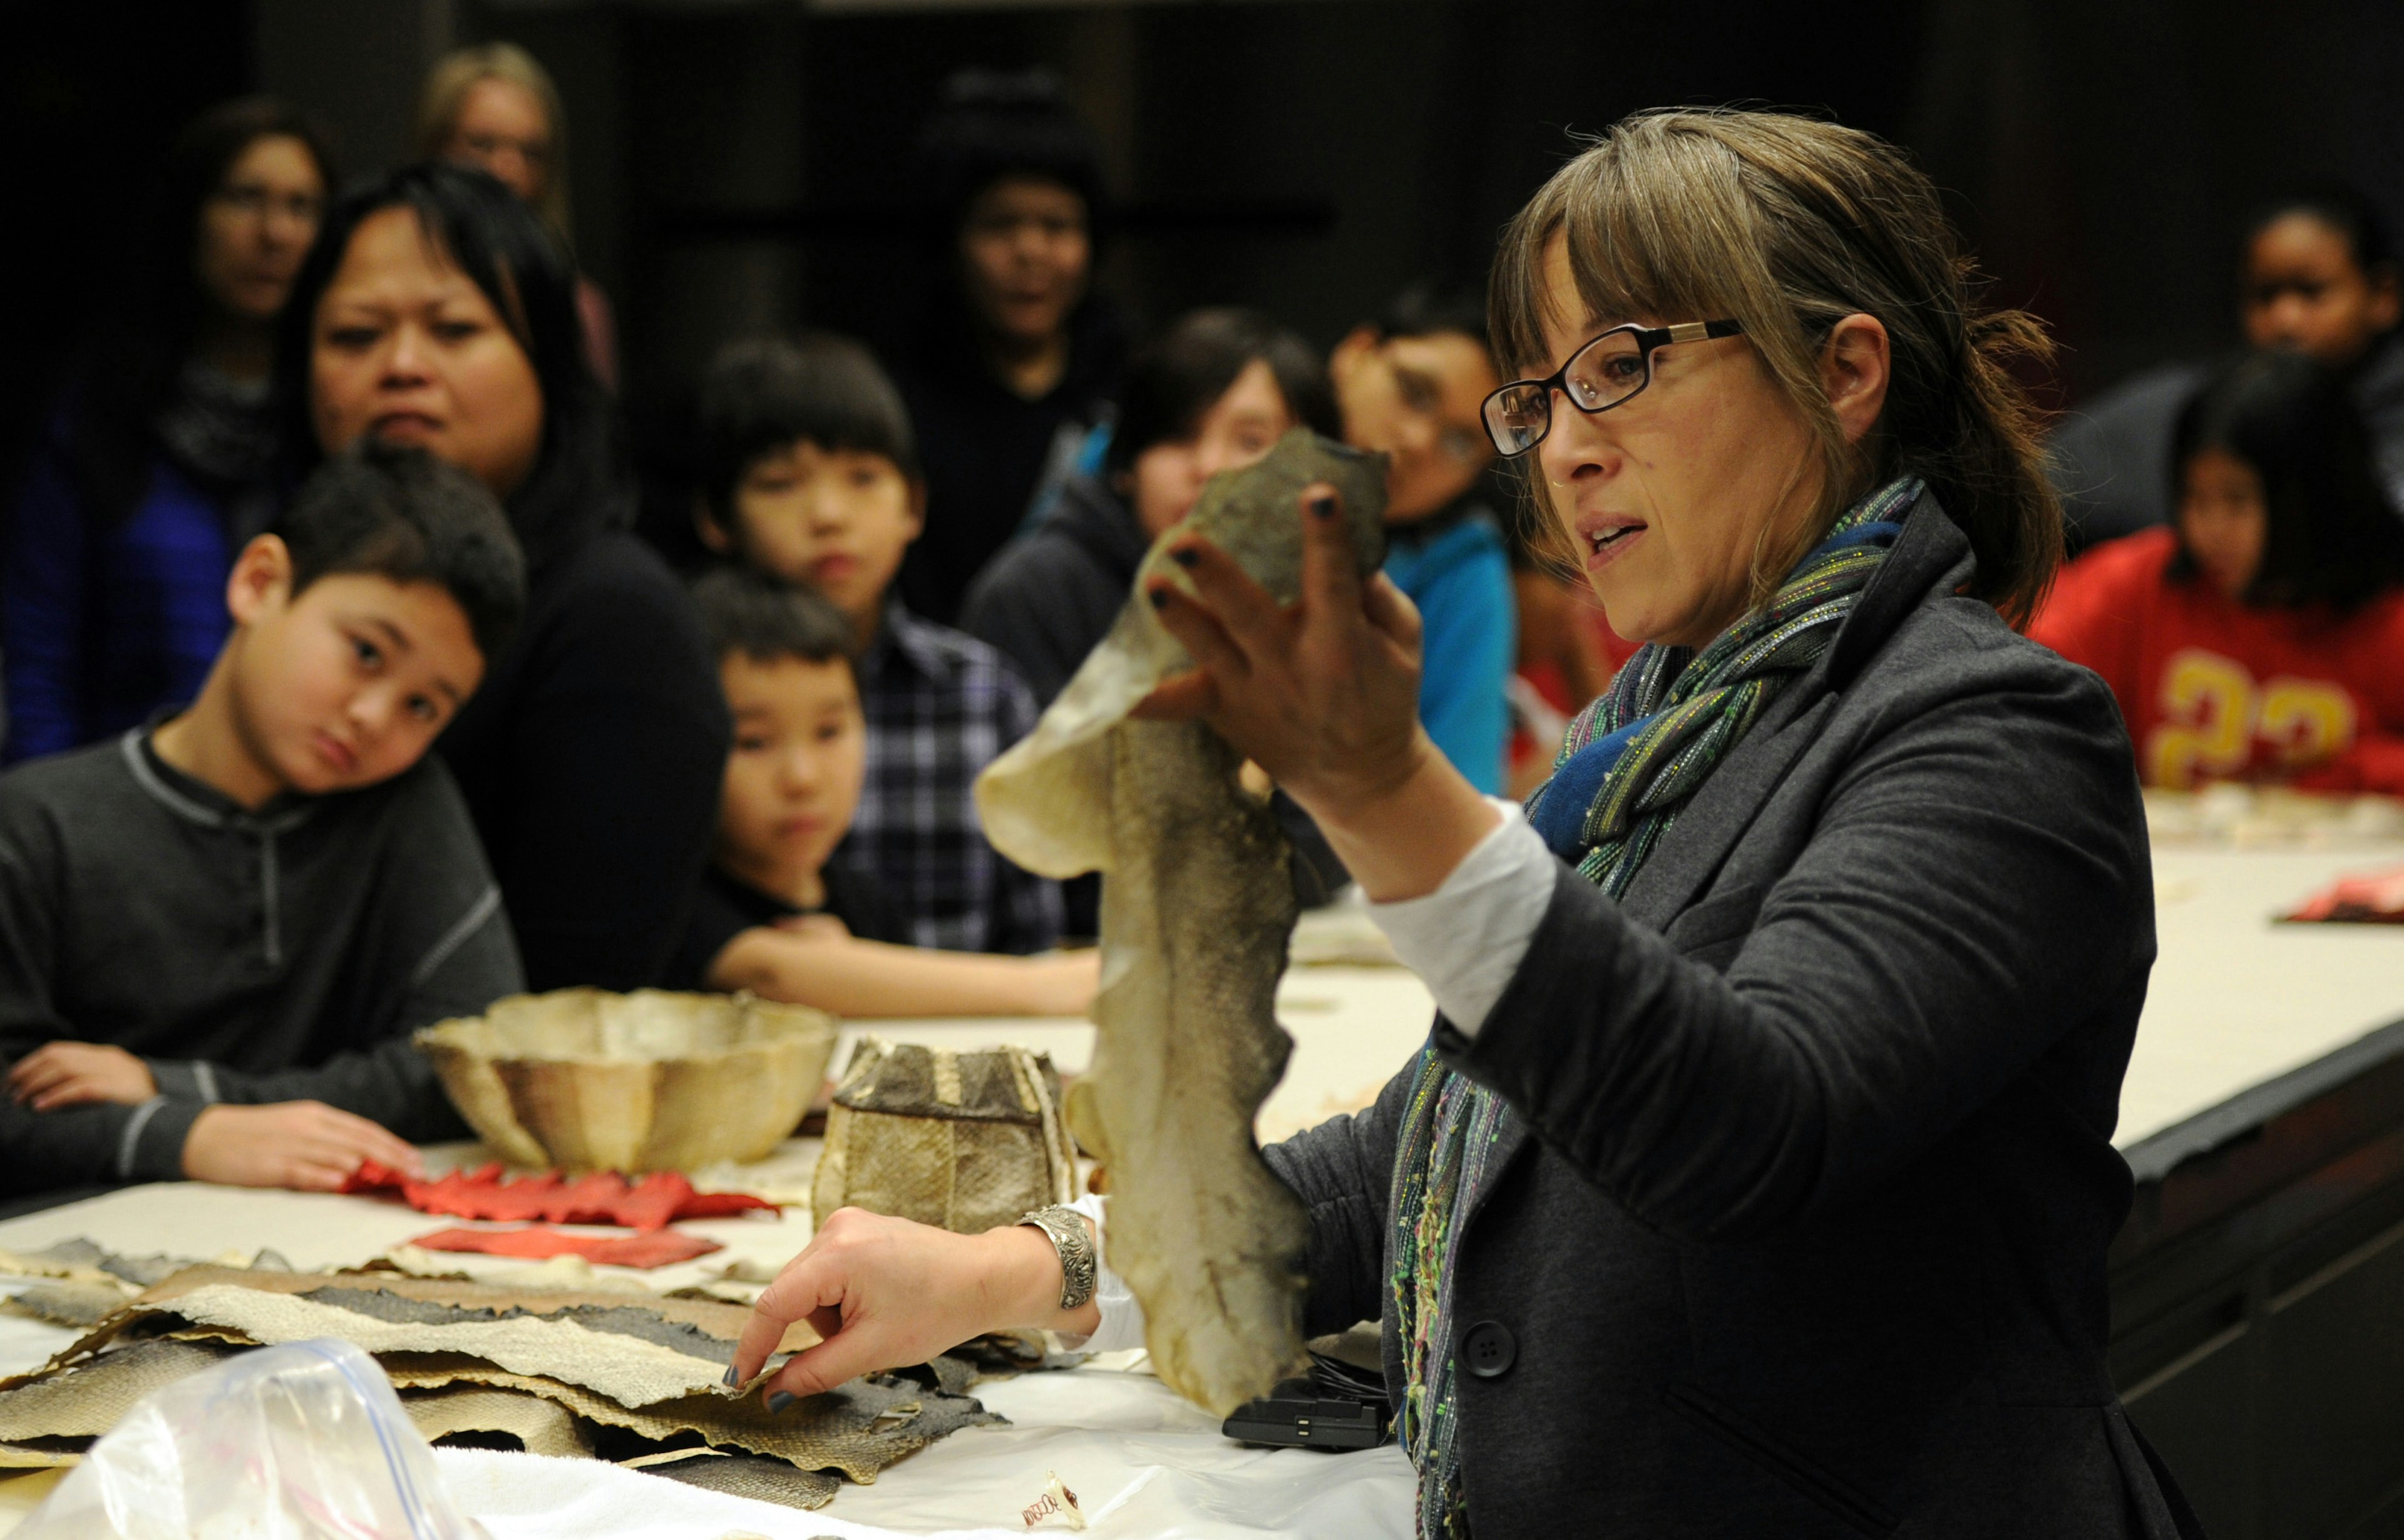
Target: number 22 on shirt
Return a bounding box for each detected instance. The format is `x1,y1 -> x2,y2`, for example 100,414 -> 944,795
2147,646 -> 2357,787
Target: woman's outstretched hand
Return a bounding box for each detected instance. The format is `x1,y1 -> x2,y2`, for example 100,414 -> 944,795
727,1206 -> 1099,1405
1137,483 -> 1500,902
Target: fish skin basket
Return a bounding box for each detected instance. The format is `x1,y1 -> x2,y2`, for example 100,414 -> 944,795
414,988 -> 840,1173
810,1037 -> 1077,1235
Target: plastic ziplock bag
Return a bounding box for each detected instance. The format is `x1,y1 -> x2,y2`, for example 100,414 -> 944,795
16,1337 -> 488,1540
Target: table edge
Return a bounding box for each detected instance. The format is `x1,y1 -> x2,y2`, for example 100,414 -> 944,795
2119,1012 -> 2404,1184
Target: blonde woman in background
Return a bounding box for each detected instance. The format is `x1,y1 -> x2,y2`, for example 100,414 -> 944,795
416,42 -> 617,389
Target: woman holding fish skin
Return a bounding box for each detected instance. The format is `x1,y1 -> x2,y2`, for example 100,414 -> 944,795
733,108 -> 2192,1539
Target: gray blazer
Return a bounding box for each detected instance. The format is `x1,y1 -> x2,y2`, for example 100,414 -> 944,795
1264,494 -> 2197,1537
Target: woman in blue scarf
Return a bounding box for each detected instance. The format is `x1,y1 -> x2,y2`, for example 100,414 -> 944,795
731,108 -> 2189,1538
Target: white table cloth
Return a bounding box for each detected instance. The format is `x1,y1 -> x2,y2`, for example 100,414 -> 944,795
0,961 -> 1433,1538
3,832 -> 2403,1534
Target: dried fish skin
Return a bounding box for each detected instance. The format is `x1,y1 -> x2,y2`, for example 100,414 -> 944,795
975,429 -> 1387,880
403,1383 -> 596,1458
0,1271 -> 997,1492
1086,717 -> 1308,1413
973,430 -> 1387,1415
629,1449 -> 842,1511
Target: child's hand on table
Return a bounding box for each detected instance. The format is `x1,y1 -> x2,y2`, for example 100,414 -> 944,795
7,1042 -> 157,1109
182,1102 -> 424,1191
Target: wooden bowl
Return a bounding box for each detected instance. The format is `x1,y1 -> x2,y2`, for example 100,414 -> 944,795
414,989 -> 840,1173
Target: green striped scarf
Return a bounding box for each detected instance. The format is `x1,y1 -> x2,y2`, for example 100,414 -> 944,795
1386,476 -> 1923,1538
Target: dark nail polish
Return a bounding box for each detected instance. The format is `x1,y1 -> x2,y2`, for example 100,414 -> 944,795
1148,586 -> 1171,610
721,1364 -> 739,1388
1310,493 -> 1338,520
1169,546 -> 1199,568
766,1391 -> 797,1414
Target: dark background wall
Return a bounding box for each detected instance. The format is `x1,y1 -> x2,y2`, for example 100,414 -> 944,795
11,0 -> 2404,495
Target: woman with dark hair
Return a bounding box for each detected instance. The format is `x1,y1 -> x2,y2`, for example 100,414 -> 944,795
2052,182 -> 2404,547
891,68 -> 1129,625
279,162 -> 728,992
961,307 -> 1336,707
732,108 -> 2194,1535
6,97 -> 334,762
2036,349 -> 2404,791
961,306 -> 1341,934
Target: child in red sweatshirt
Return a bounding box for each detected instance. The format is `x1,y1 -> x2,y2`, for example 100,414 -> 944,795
2035,350 -> 2404,793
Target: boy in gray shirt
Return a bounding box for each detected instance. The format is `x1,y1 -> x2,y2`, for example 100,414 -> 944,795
0,443 -> 528,1203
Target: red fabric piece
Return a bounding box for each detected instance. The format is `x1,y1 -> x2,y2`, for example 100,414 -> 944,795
679,1190 -> 784,1219
558,1171 -> 633,1224
2284,863 -> 2404,923
613,1173 -> 688,1233
344,1162 -> 777,1230
471,1169 -> 563,1223
406,1225 -> 722,1268
2031,528 -> 2404,793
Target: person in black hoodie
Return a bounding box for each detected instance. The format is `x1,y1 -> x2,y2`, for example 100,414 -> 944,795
890,69 -> 1129,625
277,163 -> 729,993
962,307 -> 1342,930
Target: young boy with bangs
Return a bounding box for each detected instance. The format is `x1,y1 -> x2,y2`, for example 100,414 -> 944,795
1329,285 -> 1517,795
671,567 -> 1096,1015
0,442 -> 528,1205
694,333 -> 1062,953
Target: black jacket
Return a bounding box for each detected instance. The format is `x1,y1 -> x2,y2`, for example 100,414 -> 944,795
960,471 -> 1147,709
894,304 -> 1127,626
0,733 -> 520,1193
1263,495 -> 2194,1536
438,530 -> 729,992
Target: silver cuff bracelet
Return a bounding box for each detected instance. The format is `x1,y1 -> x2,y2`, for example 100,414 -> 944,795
1018,1204 -> 1097,1312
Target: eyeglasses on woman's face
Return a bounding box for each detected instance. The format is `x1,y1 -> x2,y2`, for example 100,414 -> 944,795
1481,319 -> 1745,457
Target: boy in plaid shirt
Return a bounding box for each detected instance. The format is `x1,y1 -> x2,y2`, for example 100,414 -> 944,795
694,334 -> 1062,953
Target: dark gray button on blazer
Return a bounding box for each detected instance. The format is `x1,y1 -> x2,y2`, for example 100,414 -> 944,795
1264,494 -> 2199,1537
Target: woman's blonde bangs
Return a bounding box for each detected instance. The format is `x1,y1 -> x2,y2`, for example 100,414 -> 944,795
1490,118 -> 1839,595
1493,126 -> 1789,382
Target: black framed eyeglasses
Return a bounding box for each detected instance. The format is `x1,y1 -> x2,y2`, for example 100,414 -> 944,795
1481,319 -> 1745,457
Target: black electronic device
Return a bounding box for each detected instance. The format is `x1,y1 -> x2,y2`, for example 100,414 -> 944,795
1221,1367 -> 1390,1452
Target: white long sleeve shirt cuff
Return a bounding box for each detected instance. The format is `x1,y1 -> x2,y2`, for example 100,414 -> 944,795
1366,798 -> 1556,1037
1057,1192 -> 1148,1353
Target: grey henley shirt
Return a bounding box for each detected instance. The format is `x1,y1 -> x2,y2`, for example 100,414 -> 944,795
0,730 -> 523,1195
